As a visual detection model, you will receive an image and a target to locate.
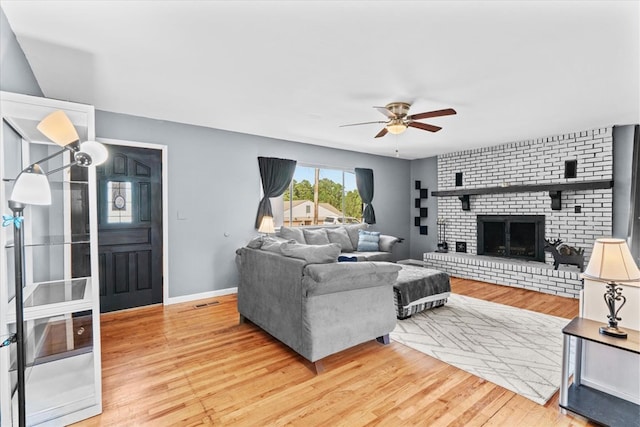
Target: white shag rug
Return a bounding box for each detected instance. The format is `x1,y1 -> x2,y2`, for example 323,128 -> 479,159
391,293 -> 573,405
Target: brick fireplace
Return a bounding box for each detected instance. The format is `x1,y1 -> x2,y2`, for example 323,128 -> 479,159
424,127 -> 613,298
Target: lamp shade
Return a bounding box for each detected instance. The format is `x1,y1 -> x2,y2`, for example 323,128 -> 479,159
37,110 -> 80,147
78,141 -> 109,166
583,238 -> 640,282
258,216 -> 275,234
10,164 -> 52,205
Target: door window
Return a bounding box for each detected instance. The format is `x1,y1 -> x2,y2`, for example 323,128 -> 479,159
107,181 -> 132,223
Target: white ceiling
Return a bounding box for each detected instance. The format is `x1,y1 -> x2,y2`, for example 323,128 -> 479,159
2,1 -> 639,159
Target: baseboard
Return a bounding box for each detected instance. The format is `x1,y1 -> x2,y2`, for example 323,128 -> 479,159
165,287 -> 238,305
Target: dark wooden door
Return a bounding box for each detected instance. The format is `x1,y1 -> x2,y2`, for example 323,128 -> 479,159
97,145 -> 163,313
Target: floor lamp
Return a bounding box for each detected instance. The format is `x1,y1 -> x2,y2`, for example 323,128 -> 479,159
3,110 -> 107,427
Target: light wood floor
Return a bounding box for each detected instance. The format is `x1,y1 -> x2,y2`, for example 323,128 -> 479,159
73,278 -> 594,426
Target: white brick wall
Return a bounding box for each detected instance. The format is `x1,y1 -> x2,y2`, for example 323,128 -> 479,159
433,127 -> 613,297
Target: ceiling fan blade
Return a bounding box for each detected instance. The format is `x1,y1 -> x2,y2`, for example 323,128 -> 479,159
373,106 -> 397,119
374,128 -> 388,138
408,122 -> 442,132
339,120 -> 387,128
407,108 -> 457,121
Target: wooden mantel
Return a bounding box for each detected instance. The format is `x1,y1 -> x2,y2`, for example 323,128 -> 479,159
431,179 -> 614,197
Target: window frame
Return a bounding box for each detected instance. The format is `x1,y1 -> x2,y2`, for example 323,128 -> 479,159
281,163 -> 361,228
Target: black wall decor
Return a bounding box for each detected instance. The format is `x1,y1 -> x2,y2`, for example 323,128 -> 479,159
565,160 -> 577,179
459,194 -> 470,211
550,191 -> 562,210
414,180 -> 428,234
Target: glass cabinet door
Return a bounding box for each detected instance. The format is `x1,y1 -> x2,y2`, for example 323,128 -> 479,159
1,91 -> 102,427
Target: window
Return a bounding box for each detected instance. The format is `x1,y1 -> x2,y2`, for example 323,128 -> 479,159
282,165 -> 362,227
107,181 -> 133,223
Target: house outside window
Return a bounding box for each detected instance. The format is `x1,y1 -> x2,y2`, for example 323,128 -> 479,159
282,165 -> 362,227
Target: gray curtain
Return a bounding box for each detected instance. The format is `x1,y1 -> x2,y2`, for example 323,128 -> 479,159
255,156 -> 297,229
355,167 -> 376,224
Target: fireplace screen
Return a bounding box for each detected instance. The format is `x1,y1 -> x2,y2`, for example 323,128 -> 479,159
477,215 -> 545,261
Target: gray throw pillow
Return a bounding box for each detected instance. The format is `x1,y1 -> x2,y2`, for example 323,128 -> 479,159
379,235 -> 400,252
280,242 -> 340,264
344,223 -> 369,249
246,236 -> 264,249
261,239 -> 286,253
357,230 -> 380,252
279,226 -> 306,244
303,228 -> 331,245
326,227 -> 354,252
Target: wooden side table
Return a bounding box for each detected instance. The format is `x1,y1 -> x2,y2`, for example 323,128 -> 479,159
560,317 -> 640,426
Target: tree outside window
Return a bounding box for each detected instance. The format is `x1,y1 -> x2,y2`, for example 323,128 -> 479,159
282,166 -> 362,226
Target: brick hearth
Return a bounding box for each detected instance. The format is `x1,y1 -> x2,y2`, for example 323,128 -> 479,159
424,252 -> 582,298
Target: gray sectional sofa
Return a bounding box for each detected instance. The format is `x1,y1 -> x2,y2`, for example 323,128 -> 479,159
277,223 -> 401,261
236,229 -> 402,373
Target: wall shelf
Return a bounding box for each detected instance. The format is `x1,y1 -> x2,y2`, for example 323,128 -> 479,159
431,179 -> 614,197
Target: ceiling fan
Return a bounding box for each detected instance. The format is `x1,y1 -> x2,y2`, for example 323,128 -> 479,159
341,102 -> 456,138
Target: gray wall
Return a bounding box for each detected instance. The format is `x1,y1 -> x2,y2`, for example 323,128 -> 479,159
96,111 -> 411,298
0,8 -> 42,97
612,125 -> 636,239
408,156 -> 438,259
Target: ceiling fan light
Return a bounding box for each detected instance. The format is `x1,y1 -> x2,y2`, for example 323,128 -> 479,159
387,122 -> 407,135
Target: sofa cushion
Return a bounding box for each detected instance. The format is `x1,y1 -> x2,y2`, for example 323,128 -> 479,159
343,223 -> 369,249
379,234 -> 400,252
280,226 -> 306,244
280,242 -> 340,264
326,227 -> 354,252
302,262 -> 401,297
351,251 -> 393,262
303,228 -> 331,245
357,230 -> 380,252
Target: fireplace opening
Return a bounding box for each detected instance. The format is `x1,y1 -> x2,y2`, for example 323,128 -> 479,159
477,215 -> 545,261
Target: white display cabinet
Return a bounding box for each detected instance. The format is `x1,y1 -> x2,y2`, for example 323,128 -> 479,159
0,92 -> 101,426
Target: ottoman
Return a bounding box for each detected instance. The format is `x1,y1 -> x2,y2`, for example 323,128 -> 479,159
393,265 -> 451,319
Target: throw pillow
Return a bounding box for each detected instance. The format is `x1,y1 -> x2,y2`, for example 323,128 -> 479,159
343,223 -> 369,249
246,236 -> 264,249
338,255 -> 358,262
379,235 -> 401,252
357,230 -> 380,252
247,236 -> 294,249
325,227 -> 354,252
280,242 -> 340,264
303,228 -> 331,245
279,226 -> 306,244
261,239 -> 286,254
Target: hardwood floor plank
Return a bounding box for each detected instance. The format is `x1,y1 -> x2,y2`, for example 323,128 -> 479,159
72,278 -> 595,426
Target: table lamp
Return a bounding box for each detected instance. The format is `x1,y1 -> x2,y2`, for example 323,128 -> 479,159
582,238 -> 640,338
258,215 -> 275,236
